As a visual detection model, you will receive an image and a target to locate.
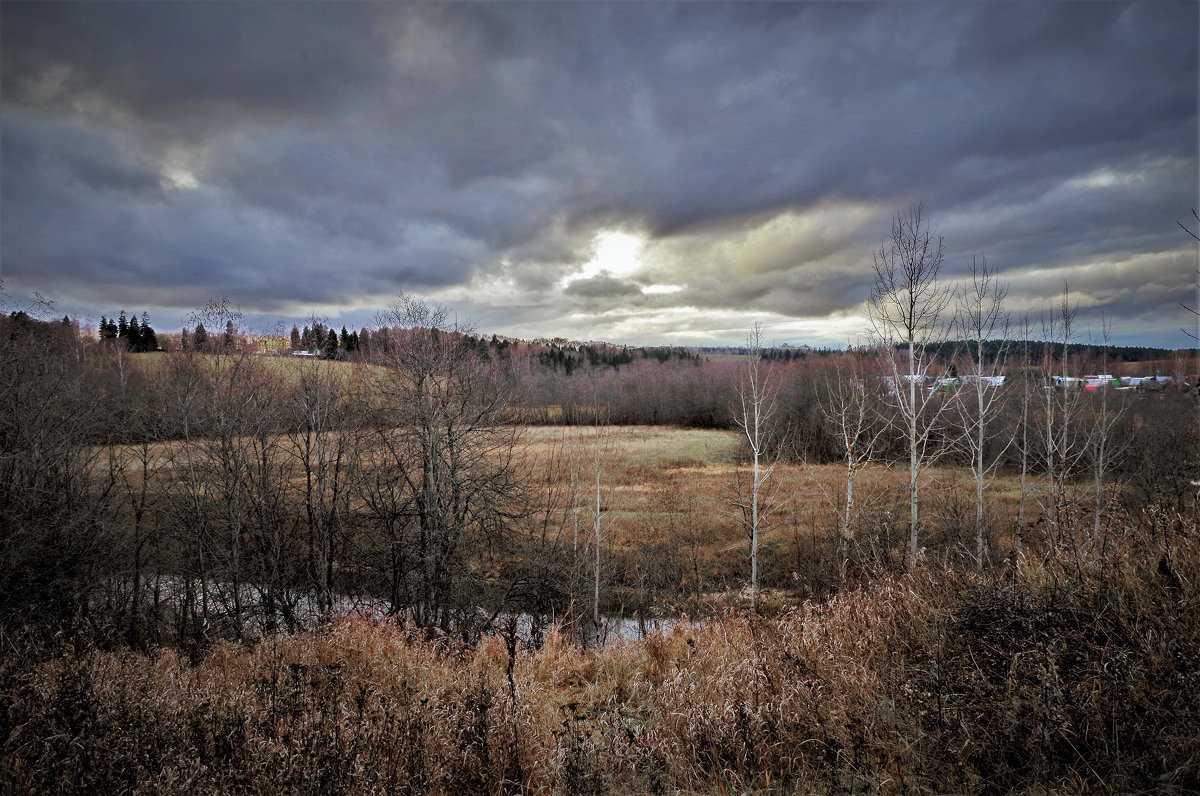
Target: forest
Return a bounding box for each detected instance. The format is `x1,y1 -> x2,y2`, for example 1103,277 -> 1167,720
1,283 -> 1198,793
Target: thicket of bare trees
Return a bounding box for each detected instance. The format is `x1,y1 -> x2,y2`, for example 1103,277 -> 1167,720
366,295 -> 525,631
0,296 -> 545,646
0,313 -> 120,626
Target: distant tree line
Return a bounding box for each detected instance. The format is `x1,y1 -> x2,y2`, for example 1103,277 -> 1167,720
535,341 -> 701,374
918,338 -> 1184,366
98,309 -> 159,352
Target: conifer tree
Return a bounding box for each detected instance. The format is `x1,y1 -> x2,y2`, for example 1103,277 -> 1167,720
290,326 -> 302,351
139,314 -> 158,352
322,329 -> 338,359
127,314 -> 142,351
194,323 -> 208,349
117,311 -> 129,340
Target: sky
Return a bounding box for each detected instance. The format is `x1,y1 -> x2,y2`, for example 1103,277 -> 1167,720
1,1 -> 1197,348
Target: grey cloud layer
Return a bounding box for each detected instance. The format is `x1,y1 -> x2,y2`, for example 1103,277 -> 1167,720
1,2 -> 1195,344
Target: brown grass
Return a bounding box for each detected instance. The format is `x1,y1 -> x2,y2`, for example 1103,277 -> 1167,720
5,512 -> 1198,794
520,427 -> 1040,576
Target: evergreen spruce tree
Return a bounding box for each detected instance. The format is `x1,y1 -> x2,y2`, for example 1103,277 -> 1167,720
290,325 -> 302,351
127,314 -> 142,351
301,325 -> 312,351
223,320 -> 235,350
348,331 -> 359,353
340,326 -> 350,351
140,313 -> 158,352
117,311 -> 129,340
180,327 -> 191,350
322,328 -> 339,359
194,323 -> 208,349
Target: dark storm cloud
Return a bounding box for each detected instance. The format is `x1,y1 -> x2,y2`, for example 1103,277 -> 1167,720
0,1 -> 1195,344
1,3 -> 390,139
563,275 -> 641,300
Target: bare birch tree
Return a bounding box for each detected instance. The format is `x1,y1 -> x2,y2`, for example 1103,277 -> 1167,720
108,373 -> 170,647
867,203 -> 953,568
566,405 -> 614,645
818,354 -> 887,581
730,323 -> 782,610
952,255 -> 1011,568
588,430 -> 611,643
1038,285 -> 1089,550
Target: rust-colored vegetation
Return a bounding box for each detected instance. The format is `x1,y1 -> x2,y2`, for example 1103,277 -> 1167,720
4,514 -> 1197,794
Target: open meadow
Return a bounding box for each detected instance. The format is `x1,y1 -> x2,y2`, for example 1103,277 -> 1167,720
517,426 -> 1046,609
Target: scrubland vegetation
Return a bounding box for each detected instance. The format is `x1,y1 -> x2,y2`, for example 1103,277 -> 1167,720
5,521 -> 1198,793
2,281 -> 1198,792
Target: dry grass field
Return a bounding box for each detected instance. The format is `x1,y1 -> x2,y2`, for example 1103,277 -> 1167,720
519,425 -> 1040,569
